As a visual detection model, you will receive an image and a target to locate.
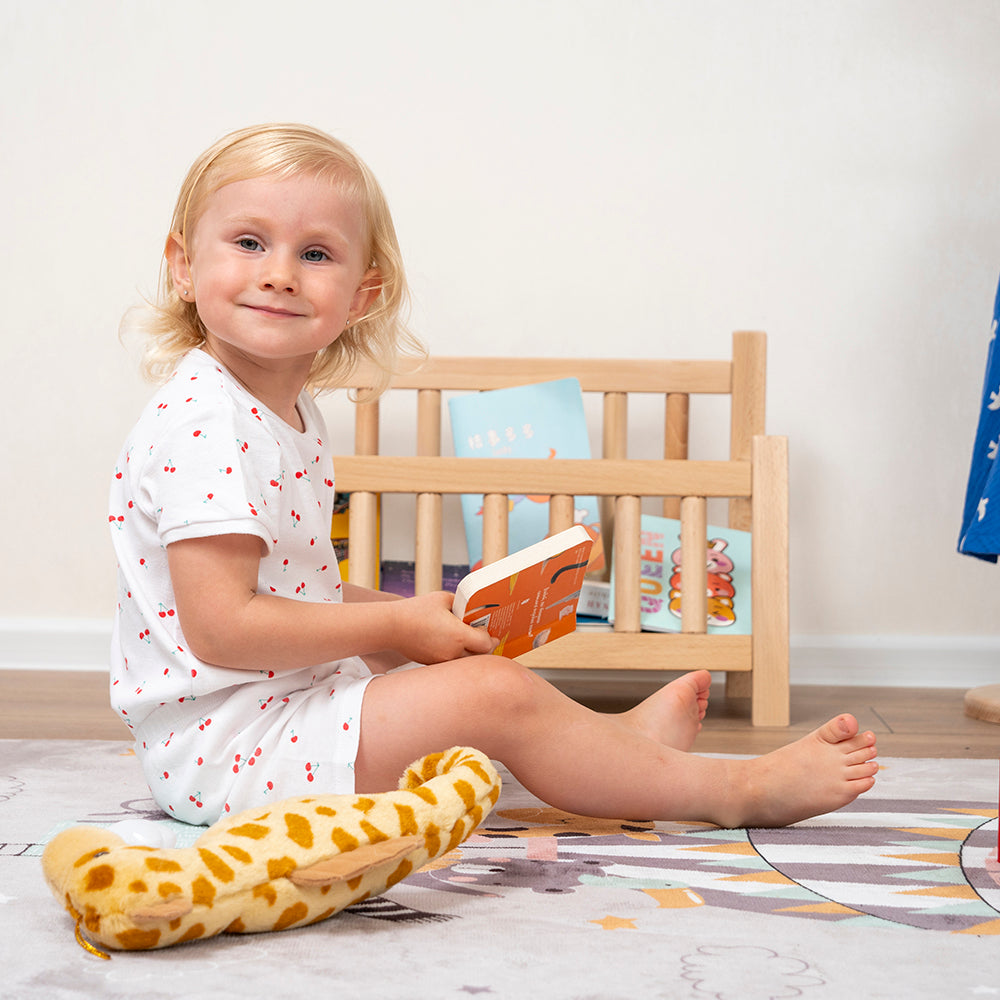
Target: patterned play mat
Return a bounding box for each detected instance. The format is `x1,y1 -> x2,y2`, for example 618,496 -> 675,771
3,740 -> 999,998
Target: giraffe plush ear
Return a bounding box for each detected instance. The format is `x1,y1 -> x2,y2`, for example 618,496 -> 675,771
130,898 -> 195,925
288,835 -> 424,887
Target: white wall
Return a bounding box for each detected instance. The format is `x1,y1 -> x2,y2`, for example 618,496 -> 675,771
3,0 -> 1000,682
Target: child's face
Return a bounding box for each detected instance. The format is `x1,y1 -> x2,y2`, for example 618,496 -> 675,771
168,172 -> 378,373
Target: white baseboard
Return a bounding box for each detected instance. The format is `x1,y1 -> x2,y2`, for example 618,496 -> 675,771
2,619 -> 999,689
0,619 -> 114,673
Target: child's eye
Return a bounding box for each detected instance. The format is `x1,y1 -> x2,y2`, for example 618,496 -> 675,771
238,238 -> 262,251
302,249 -> 329,262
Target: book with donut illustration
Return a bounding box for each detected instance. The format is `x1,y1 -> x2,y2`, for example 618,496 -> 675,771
609,514 -> 752,634
452,525 -> 594,657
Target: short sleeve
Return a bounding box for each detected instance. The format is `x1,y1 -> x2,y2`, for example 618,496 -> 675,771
135,391 -> 284,553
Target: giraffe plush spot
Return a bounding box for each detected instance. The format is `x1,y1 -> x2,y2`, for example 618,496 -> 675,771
284,813 -> 314,849
117,928 -> 162,949
267,856 -> 297,880
252,883 -> 277,906
42,747 -> 500,952
198,848 -> 235,883
219,844 -> 253,864
273,902 -> 309,932
331,827 -> 360,853
191,876 -> 216,907
228,822 -> 270,840
145,857 -> 183,873
84,865 -> 115,891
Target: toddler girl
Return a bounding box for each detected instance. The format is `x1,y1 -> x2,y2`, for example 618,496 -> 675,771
111,123 -> 878,828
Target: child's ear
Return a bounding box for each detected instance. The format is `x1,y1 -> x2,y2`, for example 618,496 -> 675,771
349,267 -> 382,324
164,233 -> 192,294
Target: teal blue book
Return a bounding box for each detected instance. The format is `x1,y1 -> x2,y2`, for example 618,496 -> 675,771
609,514 -> 752,634
448,378 -> 604,572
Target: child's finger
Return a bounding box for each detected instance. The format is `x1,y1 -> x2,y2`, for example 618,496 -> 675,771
465,627 -> 497,656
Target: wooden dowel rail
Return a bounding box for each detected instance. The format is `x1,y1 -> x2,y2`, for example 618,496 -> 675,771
332,457 -> 750,498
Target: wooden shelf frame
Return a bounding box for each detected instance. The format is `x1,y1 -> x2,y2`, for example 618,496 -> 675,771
332,331 -> 789,726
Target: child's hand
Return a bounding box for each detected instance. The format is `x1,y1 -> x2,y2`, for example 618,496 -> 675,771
387,592 -> 498,664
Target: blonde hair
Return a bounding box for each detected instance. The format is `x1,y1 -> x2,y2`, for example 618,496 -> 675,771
137,123 -> 423,397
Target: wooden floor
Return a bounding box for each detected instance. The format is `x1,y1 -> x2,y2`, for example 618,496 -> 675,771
1,669 -> 998,758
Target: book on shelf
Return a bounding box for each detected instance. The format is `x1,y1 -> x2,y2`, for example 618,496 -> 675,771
330,492 -> 380,587
447,377 -> 604,574
379,560 -> 470,599
452,524 -> 594,657
608,514 -> 752,634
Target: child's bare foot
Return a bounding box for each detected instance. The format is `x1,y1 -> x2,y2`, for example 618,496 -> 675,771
714,714 -> 878,828
620,670 -> 712,751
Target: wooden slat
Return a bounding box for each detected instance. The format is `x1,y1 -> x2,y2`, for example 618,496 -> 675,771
520,632 -> 752,672
680,496 -> 708,633
612,495 -> 642,632
415,494 -> 442,593
750,434 -> 790,726
663,392 -> 689,519
346,357 -> 734,395
347,491 -> 379,589
414,389 -> 443,593
601,391 -> 628,573
332,457 -> 751,498
729,331 -> 765,531
354,400 -> 380,455
481,493 -> 509,564
347,399 -> 380,590
548,494 -> 575,534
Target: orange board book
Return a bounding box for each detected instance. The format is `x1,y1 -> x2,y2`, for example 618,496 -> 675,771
452,525 -> 594,658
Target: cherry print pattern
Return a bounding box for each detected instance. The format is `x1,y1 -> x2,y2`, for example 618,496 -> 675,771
107,349 -> 373,825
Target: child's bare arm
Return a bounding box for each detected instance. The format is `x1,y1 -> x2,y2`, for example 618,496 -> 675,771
166,534 -> 494,672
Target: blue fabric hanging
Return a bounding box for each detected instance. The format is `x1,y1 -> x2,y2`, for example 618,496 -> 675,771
958,274 -> 1000,561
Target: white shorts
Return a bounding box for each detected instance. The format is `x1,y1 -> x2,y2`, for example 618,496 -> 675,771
134,658 -> 375,825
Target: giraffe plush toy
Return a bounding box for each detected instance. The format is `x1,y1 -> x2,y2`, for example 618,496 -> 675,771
42,747 -> 500,956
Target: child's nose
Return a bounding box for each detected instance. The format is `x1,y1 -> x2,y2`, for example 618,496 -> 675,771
258,253 -> 298,293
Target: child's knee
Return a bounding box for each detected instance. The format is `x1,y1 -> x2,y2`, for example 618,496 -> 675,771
465,656 -> 542,713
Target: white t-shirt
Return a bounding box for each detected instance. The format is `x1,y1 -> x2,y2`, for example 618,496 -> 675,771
109,349 -> 372,823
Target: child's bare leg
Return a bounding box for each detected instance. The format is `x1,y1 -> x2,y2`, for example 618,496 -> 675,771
354,658 -> 878,827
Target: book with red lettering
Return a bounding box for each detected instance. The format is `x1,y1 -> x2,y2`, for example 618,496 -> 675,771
452,525 -> 594,657
608,514 -> 752,634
